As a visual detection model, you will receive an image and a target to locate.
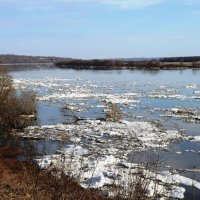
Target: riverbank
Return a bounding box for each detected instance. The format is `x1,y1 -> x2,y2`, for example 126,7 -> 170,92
0,146 -> 107,200
55,60 -> 200,70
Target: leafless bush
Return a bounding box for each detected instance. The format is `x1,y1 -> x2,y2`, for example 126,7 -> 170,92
109,153 -> 168,200
110,169 -> 148,200
106,103 -> 123,122
0,68 -> 37,130
19,164 -> 106,200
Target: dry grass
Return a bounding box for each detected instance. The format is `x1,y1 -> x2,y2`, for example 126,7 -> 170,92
0,146 -> 108,200
0,144 -> 152,200
110,169 -> 150,200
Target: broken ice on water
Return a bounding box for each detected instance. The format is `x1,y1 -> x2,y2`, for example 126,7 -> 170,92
15,119 -> 192,199
12,72 -> 200,199
161,107 -> 200,124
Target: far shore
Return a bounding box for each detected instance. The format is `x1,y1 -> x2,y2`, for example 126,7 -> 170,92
1,62 -> 200,71
55,60 -> 200,70
1,54 -> 200,70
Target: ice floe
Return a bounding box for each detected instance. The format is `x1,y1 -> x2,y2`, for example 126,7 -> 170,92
61,145 -> 88,156
161,107 -> 200,124
194,90 -> 200,94
13,77 -> 141,108
188,136 -> 200,142
36,150 -> 200,199
186,84 -> 198,89
16,120 -> 184,152
14,119 -> 190,199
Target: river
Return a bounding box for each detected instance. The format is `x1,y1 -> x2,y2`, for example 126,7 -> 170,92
10,67 -> 200,199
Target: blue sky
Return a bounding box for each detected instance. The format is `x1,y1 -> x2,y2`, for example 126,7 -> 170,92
0,0 -> 200,59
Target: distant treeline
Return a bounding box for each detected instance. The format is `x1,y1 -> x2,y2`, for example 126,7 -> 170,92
0,54 -> 71,64
160,56 -> 200,62
1,54 -> 200,70
55,59 -> 157,70
55,59 -> 200,70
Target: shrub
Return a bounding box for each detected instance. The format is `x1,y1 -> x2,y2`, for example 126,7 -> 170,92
0,68 -> 37,130
106,103 -> 123,122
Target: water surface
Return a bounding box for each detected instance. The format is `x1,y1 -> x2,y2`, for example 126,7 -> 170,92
11,68 -> 200,182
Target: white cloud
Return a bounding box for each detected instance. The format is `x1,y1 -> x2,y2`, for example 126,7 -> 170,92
2,0 -> 200,10
60,0 -> 165,9
181,0 -> 200,6
99,0 -> 165,9
0,0 -> 165,9
66,0 -> 165,9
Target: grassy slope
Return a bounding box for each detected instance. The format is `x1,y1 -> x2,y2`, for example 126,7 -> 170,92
0,146 -> 107,200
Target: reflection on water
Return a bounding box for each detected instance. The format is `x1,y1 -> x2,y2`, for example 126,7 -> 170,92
37,102 -> 66,125
33,140 -> 66,155
129,141 -> 200,172
183,184 -> 200,200
0,64 -> 52,72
